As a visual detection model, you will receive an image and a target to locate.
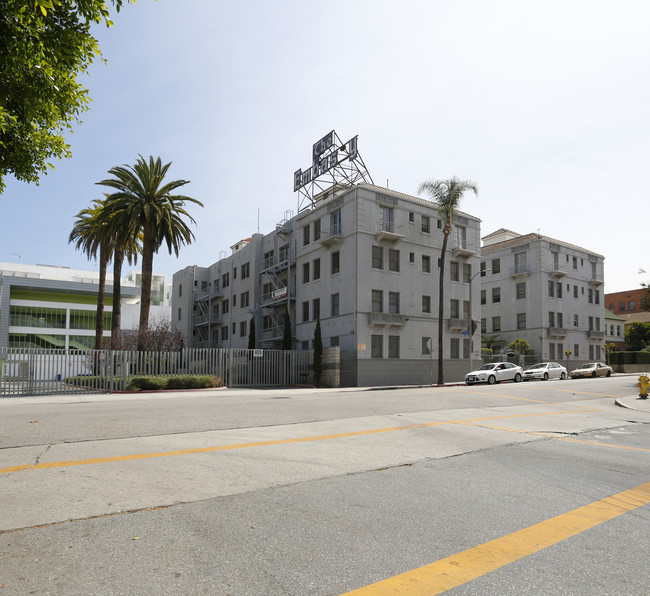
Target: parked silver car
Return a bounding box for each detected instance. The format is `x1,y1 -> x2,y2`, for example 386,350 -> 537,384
523,362 -> 568,381
465,362 -> 524,385
569,362 -> 613,379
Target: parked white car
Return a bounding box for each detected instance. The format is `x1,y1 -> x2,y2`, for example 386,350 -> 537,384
465,362 -> 524,385
523,362 -> 568,381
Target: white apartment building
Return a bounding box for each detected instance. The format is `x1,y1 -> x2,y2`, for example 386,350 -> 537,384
173,183 -> 482,386
0,262 -> 171,349
479,229 -> 606,365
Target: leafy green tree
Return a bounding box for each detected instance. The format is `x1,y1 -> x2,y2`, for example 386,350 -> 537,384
97,155 -> 202,351
508,338 -> 530,364
0,0 -> 132,192
69,199 -> 111,350
625,322 -> 650,351
418,177 -> 478,384
481,334 -> 504,352
281,311 -> 292,351
248,318 -> 256,350
313,317 -> 323,387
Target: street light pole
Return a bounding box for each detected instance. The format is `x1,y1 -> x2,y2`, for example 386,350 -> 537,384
469,268 -> 490,373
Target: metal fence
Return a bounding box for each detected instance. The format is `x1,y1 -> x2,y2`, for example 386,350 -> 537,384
0,348 -> 311,397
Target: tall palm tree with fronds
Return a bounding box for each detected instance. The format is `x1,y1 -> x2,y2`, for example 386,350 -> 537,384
418,177 -> 478,385
97,155 -> 203,351
69,199 -> 111,350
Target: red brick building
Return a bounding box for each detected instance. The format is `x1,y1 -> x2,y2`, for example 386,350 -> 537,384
605,288 -> 648,316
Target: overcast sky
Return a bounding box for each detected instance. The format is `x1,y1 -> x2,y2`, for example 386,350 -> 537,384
2,0 -> 648,293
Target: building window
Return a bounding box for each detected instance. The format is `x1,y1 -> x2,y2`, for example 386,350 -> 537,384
330,336 -> 339,347
372,290 -> 383,313
380,206 -> 394,232
450,261 -> 459,282
492,317 -> 501,332
372,245 -> 383,269
549,312 -> 555,327
303,225 -> 310,246
409,252 -> 415,264
557,312 -> 563,327
557,282 -> 563,298
492,287 -> 501,303
388,336 -> 400,359
331,210 -> 342,236
221,326 -> 228,341
574,344 -> 580,358
371,335 -> 383,358
388,249 -> 400,272
422,295 -> 431,313
232,322 -> 236,335
422,337 -> 431,355
481,318 -> 486,333
548,281 -> 554,297
463,339 -> 470,359
241,262 -> 250,279
422,255 -> 431,273
303,262 -> 310,284
629,300 -> 635,310
463,263 -> 471,283
388,292 -> 400,313
517,313 -> 526,329
437,219 -> 442,229
549,343 -> 556,360
595,290 -> 600,305
421,215 -> 430,233
177,308 -> 181,321
450,338 -> 460,359
409,212 -> 415,223
241,291 -> 249,308
588,288 -> 593,303
232,294 -> 237,307
619,301 -> 626,311
222,299 -> 229,314
240,320 -> 247,337
313,298 -> 320,320
491,258 -> 501,274
574,314 -> 579,327
573,285 -> 578,299
302,301 -> 309,322
233,267 -> 237,279
463,300 -> 470,319
331,251 -> 340,274
516,282 -> 526,299
222,272 -> 230,288
313,258 -> 321,280
573,256 -> 578,269
481,289 -> 486,305
178,284 -> 182,297
313,219 -> 321,241
331,293 -> 340,316
450,299 -> 459,319
514,252 -> 527,274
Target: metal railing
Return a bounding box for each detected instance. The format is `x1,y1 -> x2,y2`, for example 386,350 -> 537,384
0,347 -> 311,397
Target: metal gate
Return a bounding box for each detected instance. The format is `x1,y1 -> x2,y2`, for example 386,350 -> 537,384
0,348 -> 311,397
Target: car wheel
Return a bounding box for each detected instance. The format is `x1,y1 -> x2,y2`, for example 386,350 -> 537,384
487,375 -> 496,385
543,372 -> 549,381
606,370 -> 611,377
591,371 -> 597,378
514,373 -> 522,383
560,372 -> 566,380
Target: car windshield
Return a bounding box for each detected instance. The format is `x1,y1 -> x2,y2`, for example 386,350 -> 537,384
582,364 -> 597,369
527,364 -> 546,370
476,364 -> 497,371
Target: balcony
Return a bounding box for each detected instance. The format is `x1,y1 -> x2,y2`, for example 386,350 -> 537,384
195,286 -> 223,301
320,224 -> 344,248
548,267 -> 567,279
547,327 -> 567,338
194,314 -> 210,326
589,276 -> 604,287
447,318 -> 470,332
588,330 -> 605,339
261,287 -> 294,305
375,220 -> 404,244
510,265 -> 531,280
451,242 -> 478,259
368,312 -> 408,328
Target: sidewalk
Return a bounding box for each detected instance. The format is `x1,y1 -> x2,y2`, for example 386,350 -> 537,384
614,394 -> 650,412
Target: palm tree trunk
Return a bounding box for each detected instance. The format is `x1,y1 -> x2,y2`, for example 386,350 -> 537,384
437,232 -> 449,385
111,243 -> 124,351
94,243 -> 110,351
138,230 -> 155,352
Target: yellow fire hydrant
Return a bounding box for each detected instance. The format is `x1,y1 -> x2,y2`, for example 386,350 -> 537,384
638,375 -> 649,399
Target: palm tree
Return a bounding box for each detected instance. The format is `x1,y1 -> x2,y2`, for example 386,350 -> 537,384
418,177 -> 478,384
69,199 -> 112,350
97,155 -> 203,351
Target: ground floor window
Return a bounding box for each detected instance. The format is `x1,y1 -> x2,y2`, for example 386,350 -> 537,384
388,335 -> 400,359
450,338 -> 460,359
371,335 -> 383,358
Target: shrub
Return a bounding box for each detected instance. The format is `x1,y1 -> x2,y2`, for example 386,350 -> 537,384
609,351 -> 650,366
125,375 -> 223,391
64,375 -> 107,387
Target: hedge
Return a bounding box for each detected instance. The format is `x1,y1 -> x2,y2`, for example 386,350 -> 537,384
609,351 -> 650,366
64,375 -> 108,387
125,375 -> 223,391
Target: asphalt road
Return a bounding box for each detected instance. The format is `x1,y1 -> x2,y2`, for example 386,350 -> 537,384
1,376 -> 648,595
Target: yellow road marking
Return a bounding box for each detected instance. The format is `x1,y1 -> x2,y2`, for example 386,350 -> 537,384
0,409 -> 602,475
454,388 -> 554,404
341,481 -> 650,595
552,388 -> 620,398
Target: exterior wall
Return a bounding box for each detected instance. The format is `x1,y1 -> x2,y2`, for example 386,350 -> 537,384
605,288 -> 647,316
173,183 -> 482,386
481,234 -> 606,362
604,309 -> 626,350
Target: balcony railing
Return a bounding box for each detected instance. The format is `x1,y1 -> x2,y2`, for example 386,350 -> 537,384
588,330 -> 605,339
447,318 -> 470,332
368,312 -> 407,327
547,327 -> 567,338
